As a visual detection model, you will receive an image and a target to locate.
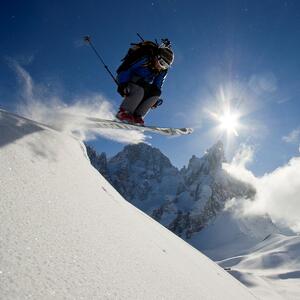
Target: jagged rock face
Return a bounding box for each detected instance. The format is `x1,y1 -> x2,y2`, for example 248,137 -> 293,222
184,141 -> 225,184
156,141 -> 256,239
89,143 -> 183,213
87,142 -> 256,240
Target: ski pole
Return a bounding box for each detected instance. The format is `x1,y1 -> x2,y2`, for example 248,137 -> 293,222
83,36 -> 119,86
136,32 -> 145,42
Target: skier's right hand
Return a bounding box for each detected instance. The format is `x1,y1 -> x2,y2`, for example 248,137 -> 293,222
117,83 -> 130,97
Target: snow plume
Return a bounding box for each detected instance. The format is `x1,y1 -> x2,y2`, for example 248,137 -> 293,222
9,59 -> 147,144
224,145 -> 300,233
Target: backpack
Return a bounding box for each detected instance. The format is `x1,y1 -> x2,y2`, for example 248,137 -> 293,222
116,40 -> 159,74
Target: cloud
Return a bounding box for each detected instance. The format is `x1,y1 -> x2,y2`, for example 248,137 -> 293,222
223,144 -> 257,187
248,72 -> 278,94
223,144 -> 300,233
282,127 -> 300,144
9,59 -> 147,144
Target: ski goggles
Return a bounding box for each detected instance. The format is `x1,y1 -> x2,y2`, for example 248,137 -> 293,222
157,56 -> 170,70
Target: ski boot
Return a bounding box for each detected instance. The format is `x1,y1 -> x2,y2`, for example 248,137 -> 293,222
133,115 -> 144,126
116,108 -> 135,123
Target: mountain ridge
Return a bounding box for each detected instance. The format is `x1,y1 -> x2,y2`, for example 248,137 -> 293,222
86,142 -> 274,250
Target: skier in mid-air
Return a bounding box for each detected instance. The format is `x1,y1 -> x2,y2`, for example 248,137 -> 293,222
115,39 -> 174,125
84,36 -> 191,135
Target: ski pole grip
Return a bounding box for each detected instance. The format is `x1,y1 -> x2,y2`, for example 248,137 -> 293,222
84,36 -> 91,43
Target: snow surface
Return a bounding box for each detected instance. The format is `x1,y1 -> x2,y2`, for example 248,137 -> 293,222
0,109 -> 256,299
189,210 -> 278,261
188,209 -> 300,299
218,234 -> 300,300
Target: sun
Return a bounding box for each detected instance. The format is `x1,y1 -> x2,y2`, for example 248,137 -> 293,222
219,112 -> 239,136
208,106 -> 241,137
205,85 -> 248,140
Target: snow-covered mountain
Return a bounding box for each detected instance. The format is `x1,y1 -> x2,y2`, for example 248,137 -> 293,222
0,109 -> 257,299
87,142 -> 275,247
86,140 -> 300,299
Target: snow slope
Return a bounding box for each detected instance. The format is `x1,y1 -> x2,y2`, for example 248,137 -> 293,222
218,234 -> 300,300
189,210 -> 277,261
0,109 -> 256,299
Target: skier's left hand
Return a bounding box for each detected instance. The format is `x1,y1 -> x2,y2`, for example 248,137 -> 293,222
151,98 -> 163,109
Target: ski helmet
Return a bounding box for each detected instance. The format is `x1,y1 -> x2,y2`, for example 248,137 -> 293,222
157,46 -> 174,69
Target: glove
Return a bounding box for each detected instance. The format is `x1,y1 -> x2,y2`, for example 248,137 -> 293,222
117,83 -> 130,97
151,98 -> 163,109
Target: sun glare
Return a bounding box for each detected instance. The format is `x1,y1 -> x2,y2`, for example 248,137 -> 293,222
219,112 -> 239,136
205,85 -> 248,140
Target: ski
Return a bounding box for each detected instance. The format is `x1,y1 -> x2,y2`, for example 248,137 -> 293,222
85,117 -> 193,136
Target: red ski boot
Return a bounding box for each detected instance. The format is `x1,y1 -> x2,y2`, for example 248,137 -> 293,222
116,108 -> 135,123
133,115 -> 144,126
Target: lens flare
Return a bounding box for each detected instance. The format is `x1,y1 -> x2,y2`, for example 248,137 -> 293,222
219,112 -> 239,136
205,85 -> 244,138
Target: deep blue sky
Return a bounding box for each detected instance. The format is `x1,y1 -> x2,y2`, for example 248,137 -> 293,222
1,0 -> 300,175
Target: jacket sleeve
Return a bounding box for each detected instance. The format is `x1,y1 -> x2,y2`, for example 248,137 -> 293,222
152,70 -> 168,91
116,57 -> 148,84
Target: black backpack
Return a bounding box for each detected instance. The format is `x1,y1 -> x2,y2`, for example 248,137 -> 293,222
116,40 -> 159,74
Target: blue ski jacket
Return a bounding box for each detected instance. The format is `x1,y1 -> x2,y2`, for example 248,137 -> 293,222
116,57 -> 168,91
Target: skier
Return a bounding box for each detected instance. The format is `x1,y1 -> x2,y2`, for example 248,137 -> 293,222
115,39 -> 174,125
84,36 -> 191,135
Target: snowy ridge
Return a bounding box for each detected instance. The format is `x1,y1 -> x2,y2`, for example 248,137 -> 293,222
0,109 -> 256,299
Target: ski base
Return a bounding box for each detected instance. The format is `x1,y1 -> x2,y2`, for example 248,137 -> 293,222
86,117 -> 193,136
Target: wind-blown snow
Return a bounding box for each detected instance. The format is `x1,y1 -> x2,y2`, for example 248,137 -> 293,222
0,109 -> 256,299
8,59 -> 147,144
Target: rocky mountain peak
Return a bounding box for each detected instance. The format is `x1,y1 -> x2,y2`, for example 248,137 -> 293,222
206,140 -> 225,162
87,142 -> 271,243
110,143 -> 174,171
183,141 -> 226,185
